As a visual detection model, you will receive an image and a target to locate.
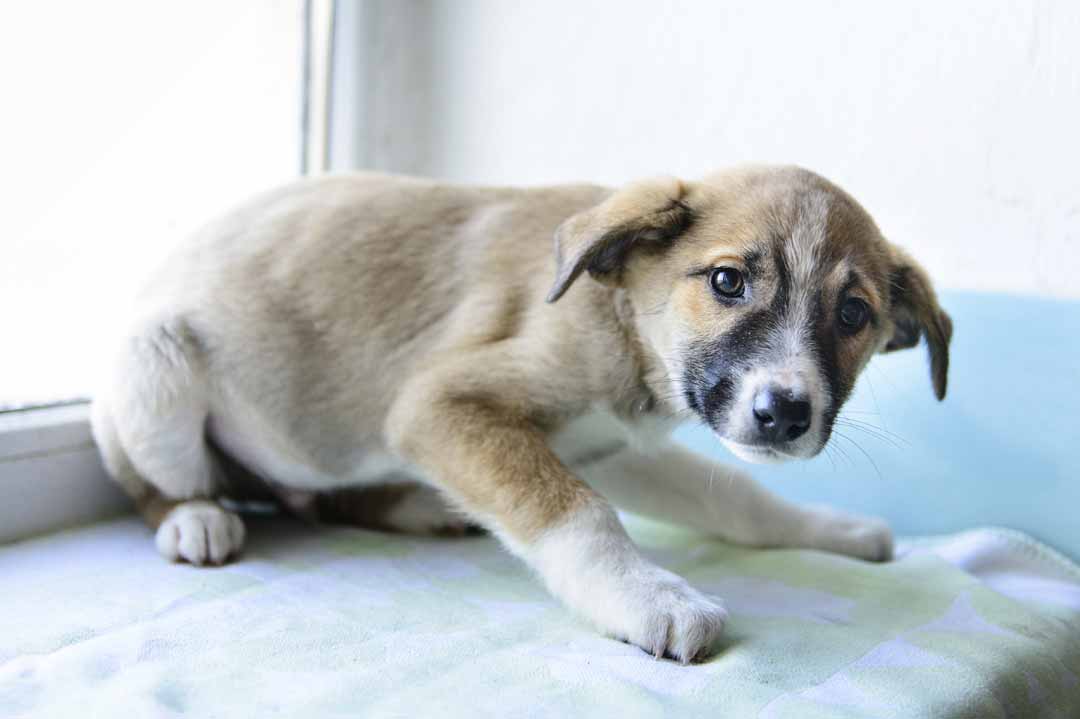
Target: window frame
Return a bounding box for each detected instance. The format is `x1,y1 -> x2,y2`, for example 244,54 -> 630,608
0,0 -> 342,545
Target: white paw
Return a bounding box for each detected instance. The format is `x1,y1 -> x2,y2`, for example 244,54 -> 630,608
531,503 -> 728,661
155,501 -> 246,565
803,505 -> 894,562
603,566 -> 729,662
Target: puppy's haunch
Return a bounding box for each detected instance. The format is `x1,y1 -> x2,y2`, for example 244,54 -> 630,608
92,166 -> 949,662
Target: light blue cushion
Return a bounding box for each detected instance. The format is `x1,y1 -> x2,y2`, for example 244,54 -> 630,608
676,290 -> 1080,560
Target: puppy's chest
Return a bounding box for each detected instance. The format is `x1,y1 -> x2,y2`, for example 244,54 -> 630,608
548,405 -> 678,468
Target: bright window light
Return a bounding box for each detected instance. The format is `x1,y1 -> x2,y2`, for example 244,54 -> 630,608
0,1 -> 303,409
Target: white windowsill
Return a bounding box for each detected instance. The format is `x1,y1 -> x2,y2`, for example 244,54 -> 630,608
0,403 -> 132,544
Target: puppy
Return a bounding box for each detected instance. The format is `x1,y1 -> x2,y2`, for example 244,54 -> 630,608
91,165 -> 951,662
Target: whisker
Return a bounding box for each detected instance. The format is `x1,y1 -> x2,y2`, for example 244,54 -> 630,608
834,417 -> 909,449
833,416 -> 902,444
828,436 -> 855,468
832,430 -> 883,481
864,375 -> 889,432
821,443 -> 838,471
838,417 -> 908,444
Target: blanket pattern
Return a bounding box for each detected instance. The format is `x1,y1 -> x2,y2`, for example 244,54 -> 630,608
2,517 -> 1078,718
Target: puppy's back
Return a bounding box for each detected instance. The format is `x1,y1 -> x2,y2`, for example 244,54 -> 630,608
123,173 -> 607,439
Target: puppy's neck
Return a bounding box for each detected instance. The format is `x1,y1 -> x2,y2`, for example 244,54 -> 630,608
609,288 -> 676,423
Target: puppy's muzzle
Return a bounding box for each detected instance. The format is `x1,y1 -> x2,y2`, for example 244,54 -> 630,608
751,386 -> 811,443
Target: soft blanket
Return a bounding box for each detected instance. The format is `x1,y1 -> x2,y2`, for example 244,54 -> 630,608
2,516 -> 1078,718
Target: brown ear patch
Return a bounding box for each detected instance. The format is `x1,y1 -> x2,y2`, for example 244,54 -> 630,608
884,251 -> 953,400
546,177 -> 693,302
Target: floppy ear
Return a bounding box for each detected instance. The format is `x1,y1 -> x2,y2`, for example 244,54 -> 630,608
545,177 -> 693,302
882,245 -> 953,400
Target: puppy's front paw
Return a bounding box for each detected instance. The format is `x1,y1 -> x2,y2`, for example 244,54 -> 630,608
604,568 -> 728,663
803,505 -> 893,562
532,503 -> 725,661
155,501 -> 245,565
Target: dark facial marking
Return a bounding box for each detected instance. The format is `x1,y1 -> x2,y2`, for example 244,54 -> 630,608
684,306 -> 779,429
810,290 -> 849,435
743,249 -> 764,276
702,376 -> 735,427
684,243 -> 799,430
771,241 -> 792,316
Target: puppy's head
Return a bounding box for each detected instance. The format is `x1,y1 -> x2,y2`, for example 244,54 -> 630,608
548,166 -> 952,463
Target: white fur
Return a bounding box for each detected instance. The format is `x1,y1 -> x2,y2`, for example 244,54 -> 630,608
793,504 -> 894,561
155,501 -> 246,565
548,403 -> 680,468
107,317 -> 219,500
720,352 -> 829,460
525,500 -> 727,662
580,442 -> 893,561
208,399 -> 414,491
547,406 -> 628,466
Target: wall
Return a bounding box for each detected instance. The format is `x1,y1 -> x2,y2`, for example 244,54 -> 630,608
366,0 -> 1080,299
338,2 -> 1080,552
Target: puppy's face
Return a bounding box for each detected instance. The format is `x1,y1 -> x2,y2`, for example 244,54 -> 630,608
548,166 -> 952,462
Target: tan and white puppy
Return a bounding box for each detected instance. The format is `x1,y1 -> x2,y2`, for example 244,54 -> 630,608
91,166 -> 951,662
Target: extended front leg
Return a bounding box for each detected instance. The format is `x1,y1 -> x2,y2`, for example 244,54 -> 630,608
579,443 -> 893,561
386,367 -> 727,662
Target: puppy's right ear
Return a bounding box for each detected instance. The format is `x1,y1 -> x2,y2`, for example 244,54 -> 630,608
546,177 -> 693,302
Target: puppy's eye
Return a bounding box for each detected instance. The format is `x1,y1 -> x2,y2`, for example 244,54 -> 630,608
838,297 -> 870,333
709,267 -> 745,299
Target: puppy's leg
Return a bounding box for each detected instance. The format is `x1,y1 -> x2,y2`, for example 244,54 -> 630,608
387,362 -> 727,662
580,444 -> 893,561
312,481 -> 478,536
91,317 -> 244,565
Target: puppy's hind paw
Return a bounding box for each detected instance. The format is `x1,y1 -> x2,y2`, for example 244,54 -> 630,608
155,501 -> 246,565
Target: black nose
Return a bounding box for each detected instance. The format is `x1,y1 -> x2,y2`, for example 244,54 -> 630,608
752,388 -> 812,442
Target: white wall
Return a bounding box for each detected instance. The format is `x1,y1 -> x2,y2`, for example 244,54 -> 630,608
365,0 -> 1080,299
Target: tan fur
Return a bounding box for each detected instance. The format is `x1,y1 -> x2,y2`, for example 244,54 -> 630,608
91,165 -> 950,660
